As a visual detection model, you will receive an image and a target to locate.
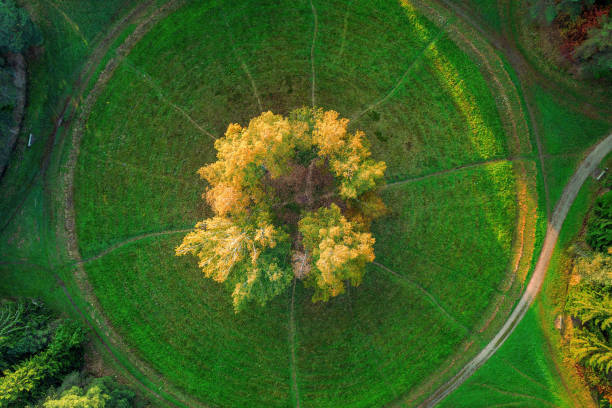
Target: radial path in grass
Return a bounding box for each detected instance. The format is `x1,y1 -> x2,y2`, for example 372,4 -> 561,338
420,134 -> 612,407
72,0 -> 529,406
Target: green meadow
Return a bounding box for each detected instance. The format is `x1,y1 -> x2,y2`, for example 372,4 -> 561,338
71,0 -> 522,406
1,0 -> 610,406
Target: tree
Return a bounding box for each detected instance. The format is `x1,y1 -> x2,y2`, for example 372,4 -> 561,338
571,329 -> 612,375
587,191 -> 612,252
44,385 -> 109,408
567,255 -> 612,382
529,0 -> 598,24
0,321 -> 85,406
178,108 -> 386,311
0,299 -> 54,372
312,110 -> 387,199
43,377 -> 135,408
298,204 -> 375,302
176,214 -> 293,312
574,14 -> 612,78
568,286 -> 612,331
0,0 -> 42,54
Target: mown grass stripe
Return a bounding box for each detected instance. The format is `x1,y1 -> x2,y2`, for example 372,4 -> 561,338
124,60 -> 217,140
351,22 -> 450,123
373,261 -> 469,333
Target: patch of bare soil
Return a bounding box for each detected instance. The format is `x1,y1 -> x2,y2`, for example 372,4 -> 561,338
268,160 -> 339,228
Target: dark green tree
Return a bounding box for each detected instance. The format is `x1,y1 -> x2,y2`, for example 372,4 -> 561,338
0,0 -> 42,54
43,377 -> 136,408
0,299 -> 54,371
574,15 -> 612,77
587,191 -> 612,252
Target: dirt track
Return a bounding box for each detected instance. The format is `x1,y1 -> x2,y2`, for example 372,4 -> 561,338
49,0 -> 611,405
419,133 -> 612,407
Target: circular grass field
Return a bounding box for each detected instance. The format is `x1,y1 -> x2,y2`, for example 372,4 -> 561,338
73,0 -> 530,406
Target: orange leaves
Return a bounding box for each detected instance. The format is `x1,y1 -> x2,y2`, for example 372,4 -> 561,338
312,110 -> 349,156
199,108 -> 385,214
198,111 -> 299,215
204,183 -> 250,216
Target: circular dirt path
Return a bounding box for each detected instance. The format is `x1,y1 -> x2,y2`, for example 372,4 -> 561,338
56,1 -> 603,407
419,133 -> 612,407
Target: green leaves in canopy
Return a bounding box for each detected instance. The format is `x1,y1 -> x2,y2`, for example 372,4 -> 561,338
0,0 -> 42,54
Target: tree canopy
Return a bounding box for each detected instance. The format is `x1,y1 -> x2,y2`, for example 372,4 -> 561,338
587,190 -> 612,252
528,0 -> 611,78
43,377 -> 135,408
566,245 -> 612,401
177,108 -> 386,311
0,0 -> 42,54
574,14 -> 612,77
299,204 -> 375,302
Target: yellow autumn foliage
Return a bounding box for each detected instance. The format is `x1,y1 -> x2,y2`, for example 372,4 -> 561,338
198,111 -> 301,215
313,110 -> 386,199
299,204 -> 375,302
178,108 -> 385,310
176,216 -> 277,281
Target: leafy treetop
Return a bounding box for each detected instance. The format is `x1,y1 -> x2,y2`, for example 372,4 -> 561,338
177,108 -> 386,312
0,0 -> 42,54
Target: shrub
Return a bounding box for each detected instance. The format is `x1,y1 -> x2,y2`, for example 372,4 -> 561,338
0,0 -> 42,54
43,376 -> 135,408
0,320 -> 85,406
587,191 -> 612,252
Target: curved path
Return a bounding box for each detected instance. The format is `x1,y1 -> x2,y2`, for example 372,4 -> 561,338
419,133 -> 612,407
51,0 -> 609,406
78,229 -> 190,265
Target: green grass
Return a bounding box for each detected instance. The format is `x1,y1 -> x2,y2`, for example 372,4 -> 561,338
70,0 -> 524,406
78,157 -> 518,406
0,1 -> 181,404
530,84 -> 610,209
8,0 -> 607,406
0,0 -> 148,299
0,0 -> 142,219
83,23 -> 138,98
439,173 -> 598,408
375,162 -> 517,328
544,154 -> 581,210
445,0 -> 502,33
80,162 -> 518,407
294,267 -> 465,407
532,85 -> 610,157
75,0 -> 509,256
439,306 -> 573,408
83,235 -> 292,407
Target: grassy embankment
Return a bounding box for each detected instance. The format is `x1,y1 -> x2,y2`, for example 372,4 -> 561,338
0,0 -> 146,311
440,175 -> 603,407
435,1 -> 611,405
0,0 -> 188,405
